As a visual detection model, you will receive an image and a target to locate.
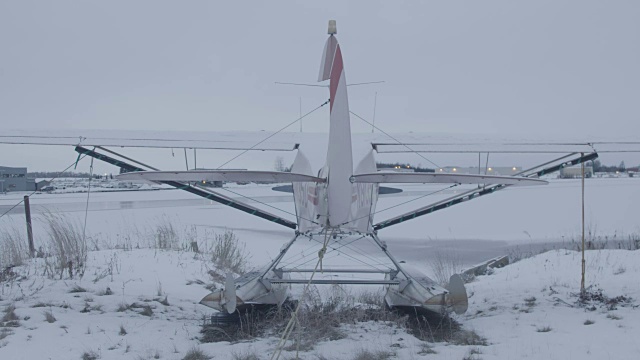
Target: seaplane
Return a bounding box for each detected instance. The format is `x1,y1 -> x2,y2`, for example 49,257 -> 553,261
115,21 -> 557,316
2,21 -> 600,317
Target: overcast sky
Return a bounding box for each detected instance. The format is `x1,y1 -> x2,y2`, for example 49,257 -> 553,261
1,1 -> 639,171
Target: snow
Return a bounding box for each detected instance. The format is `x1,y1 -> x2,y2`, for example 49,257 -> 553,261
1,248 -> 638,359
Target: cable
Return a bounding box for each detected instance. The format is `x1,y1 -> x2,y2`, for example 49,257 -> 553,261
339,183 -> 459,227
217,187 -> 320,226
0,153 -> 90,220
217,99 -> 329,169
349,110 -> 441,169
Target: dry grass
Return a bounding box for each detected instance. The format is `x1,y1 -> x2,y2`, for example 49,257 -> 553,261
41,211 -> 88,279
81,350 -> 100,360
69,284 -> 88,293
43,310 -> 57,323
182,347 -> 211,360
351,349 -> 394,360
1,304 -> 20,327
0,221 -> 26,269
429,249 -> 463,286
210,230 -> 250,274
155,216 -> 179,250
231,350 -> 261,360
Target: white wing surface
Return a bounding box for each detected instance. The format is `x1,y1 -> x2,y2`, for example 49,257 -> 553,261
117,170 -> 325,183
350,172 -> 546,186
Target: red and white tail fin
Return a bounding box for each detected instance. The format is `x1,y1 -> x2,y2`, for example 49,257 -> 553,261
319,20 -> 354,227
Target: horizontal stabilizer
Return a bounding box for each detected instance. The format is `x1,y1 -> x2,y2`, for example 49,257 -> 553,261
350,172 -> 547,186
118,170 -> 325,183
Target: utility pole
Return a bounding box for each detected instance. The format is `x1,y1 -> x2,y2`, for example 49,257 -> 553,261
299,97 -> 302,132
24,195 -> 35,257
580,154 -> 586,295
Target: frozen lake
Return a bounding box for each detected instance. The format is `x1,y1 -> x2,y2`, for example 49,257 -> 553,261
1,177 -> 638,267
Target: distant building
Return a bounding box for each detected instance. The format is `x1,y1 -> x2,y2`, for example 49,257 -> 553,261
0,166 -> 36,192
435,166 -> 522,175
36,180 -> 51,190
559,166 -> 593,178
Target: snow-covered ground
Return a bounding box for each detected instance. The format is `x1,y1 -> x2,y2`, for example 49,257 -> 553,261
1,248 -> 638,359
1,179 -> 639,359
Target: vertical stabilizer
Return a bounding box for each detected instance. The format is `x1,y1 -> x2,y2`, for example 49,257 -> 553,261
319,21 -> 353,227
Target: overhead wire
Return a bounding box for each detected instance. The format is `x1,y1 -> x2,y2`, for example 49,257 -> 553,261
216,186 -> 320,226
216,99 -> 329,169
349,110 -> 441,169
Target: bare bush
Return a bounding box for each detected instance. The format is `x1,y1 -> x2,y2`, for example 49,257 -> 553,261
182,347 -> 211,360
1,304 -> 20,327
352,349 -> 394,360
429,249 -> 463,286
42,212 -> 87,279
81,350 -> 100,360
202,290 -> 406,347
0,221 -> 27,269
210,231 -> 250,274
231,350 -> 261,360
154,216 -> 179,250
449,329 -> 487,346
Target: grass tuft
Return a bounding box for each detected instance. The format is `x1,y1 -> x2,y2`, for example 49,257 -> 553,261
210,230 -> 250,274
44,310 -> 57,323
81,350 -> 100,360
231,350 -> 261,360
182,347 -> 211,360
69,285 -> 88,293
352,349 -> 394,360
1,304 -> 20,327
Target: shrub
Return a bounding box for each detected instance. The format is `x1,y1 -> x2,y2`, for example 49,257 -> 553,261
182,347 -> 211,360
155,217 -> 179,250
0,222 -> 26,269
211,231 -> 250,274
352,349 -> 394,360
429,249 -> 462,286
42,212 -> 87,279
81,350 -> 99,360
1,304 -> 19,327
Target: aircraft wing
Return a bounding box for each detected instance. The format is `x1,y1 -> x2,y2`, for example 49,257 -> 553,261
118,170 -> 325,183
350,172 -> 546,186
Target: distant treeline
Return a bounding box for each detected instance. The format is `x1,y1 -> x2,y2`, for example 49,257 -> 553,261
591,160 -> 638,173
376,162 -> 435,173
28,171 -> 102,179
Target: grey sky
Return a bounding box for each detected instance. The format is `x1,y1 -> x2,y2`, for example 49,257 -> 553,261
1,1 -> 639,171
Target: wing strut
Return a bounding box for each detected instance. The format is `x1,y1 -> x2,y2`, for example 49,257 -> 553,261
373,152 -> 598,231
74,146 -> 298,230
